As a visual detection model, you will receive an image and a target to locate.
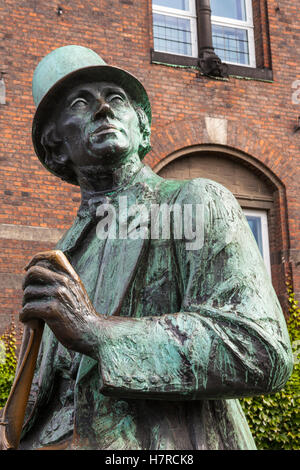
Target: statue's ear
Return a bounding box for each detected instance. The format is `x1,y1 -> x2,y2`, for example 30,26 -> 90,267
41,123 -> 69,167
135,108 -> 151,159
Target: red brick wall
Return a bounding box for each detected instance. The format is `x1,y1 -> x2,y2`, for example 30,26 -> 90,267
0,0 -> 299,336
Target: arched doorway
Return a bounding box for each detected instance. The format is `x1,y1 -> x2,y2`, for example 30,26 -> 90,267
158,149 -> 274,206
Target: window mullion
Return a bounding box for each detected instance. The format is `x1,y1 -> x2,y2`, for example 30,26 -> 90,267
211,15 -> 253,28
152,6 -> 196,19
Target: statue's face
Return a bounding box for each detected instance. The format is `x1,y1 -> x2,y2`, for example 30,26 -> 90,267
52,81 -> 143,169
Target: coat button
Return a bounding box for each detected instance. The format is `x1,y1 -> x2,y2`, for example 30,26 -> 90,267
133,376 -> 144,383
150,375 -> 159,384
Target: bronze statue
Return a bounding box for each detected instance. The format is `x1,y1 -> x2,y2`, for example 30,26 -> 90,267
0,45 -> 293,450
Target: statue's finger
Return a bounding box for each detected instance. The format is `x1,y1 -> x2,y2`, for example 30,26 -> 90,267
22,265 -> 70,290
25,250 -> 79,282
22,284 -> 69,306
20,299 -> 59,324
26,259 -> 62,274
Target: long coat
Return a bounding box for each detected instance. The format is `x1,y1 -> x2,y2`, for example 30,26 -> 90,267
19,165 -> 293,450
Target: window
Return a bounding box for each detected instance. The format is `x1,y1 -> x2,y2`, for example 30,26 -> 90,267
243,209 -> 271,277
152,0 -> 198,57
211,0 -> 255,67
151,0 -> 269,78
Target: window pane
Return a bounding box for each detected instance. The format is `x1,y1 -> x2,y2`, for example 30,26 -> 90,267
153,13 -> 192,56
246,215 -> 263,256
153,0 -> 190,11
211,0 -> 247,21
212,24 -> 249,65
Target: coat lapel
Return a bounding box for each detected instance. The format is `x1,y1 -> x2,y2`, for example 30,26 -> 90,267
76,174 -> 160,384
92,181 -> 156,317
76,226 -> 151,385
56,212 -> 94,256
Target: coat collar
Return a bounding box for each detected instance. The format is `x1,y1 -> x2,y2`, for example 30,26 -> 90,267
56,165 -> 162,257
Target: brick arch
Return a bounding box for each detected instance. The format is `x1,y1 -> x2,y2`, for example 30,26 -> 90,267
144,117 -> 289,189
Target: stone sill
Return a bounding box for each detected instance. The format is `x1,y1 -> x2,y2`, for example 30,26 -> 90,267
151,50 -> 273,82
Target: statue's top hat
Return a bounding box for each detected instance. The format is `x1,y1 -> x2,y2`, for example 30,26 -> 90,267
32,45 -> 151,185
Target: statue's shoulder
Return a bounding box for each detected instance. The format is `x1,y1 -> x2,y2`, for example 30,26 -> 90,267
166,176 -> 238,206
145,166 -> 238,209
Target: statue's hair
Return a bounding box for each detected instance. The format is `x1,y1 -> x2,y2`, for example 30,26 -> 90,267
132,104 -> 152,159
41,123 -> 76,184
41,101 -> 151,184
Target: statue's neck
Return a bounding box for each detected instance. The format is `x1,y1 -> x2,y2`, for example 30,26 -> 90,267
76,154 -> 143,204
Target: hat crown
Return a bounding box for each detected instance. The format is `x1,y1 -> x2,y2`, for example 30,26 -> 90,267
32,45 -> 107,108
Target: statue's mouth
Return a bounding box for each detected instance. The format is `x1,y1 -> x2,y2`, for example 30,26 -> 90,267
92,124 -> 119,136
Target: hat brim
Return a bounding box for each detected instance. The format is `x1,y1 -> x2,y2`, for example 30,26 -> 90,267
32,65 -> 151,186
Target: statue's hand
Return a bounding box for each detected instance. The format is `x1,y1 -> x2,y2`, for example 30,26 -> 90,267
20,251 -> 100,357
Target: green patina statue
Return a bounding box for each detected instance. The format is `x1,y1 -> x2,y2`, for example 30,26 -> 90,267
0,46 -> 293,450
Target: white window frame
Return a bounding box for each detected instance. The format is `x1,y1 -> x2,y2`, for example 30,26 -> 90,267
243,209 -> 271,278
152,1 -> 198,58
211,0 -> 256,67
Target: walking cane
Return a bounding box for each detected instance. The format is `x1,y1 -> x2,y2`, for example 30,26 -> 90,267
0,250 -> 79,450
0,320 -> 44,450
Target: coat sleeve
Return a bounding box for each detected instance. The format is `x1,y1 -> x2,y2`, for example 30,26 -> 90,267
95,179 -> 293,400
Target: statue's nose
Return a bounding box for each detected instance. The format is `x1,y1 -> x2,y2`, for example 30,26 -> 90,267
93,99 -> 114,120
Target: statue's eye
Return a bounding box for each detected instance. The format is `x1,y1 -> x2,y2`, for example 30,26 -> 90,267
70,98 -> 88,109
107,94 -> 125,104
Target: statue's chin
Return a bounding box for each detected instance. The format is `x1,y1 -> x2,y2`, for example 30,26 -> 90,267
87,133 -> 129,161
